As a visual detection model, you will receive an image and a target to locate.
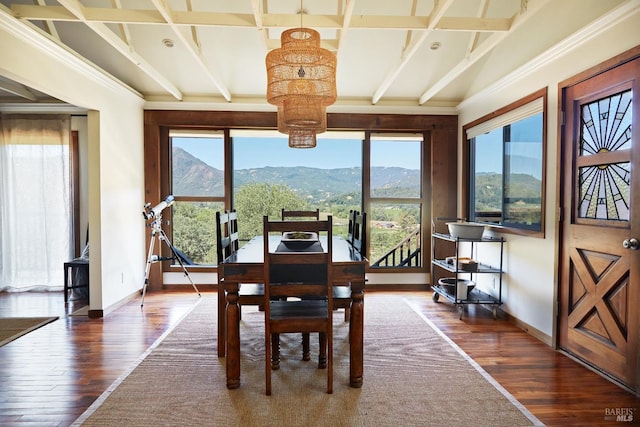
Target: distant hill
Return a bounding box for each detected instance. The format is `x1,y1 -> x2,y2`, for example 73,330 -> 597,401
172,147 -> 224,196
172,147 -> 420,200
474,172 -> 542,210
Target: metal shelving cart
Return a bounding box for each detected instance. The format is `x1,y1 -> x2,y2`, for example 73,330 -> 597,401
430,221 -> 505,319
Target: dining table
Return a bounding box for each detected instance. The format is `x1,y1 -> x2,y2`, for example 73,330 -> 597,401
218,234 -> 367,389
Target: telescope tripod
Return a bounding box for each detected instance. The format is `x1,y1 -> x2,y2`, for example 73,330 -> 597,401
141,215 -> 200,307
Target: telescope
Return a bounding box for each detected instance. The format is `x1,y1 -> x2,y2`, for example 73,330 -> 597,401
143,195 -> 174,220
140,194 -> 199,306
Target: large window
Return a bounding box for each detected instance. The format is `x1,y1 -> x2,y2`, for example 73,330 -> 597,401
164,129 -> 430,270
464,89 -> 547,236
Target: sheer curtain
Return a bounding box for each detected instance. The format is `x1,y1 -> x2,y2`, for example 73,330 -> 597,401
0,114 -> 71,291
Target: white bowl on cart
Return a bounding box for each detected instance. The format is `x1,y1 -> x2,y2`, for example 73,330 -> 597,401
446,222 -> 486,239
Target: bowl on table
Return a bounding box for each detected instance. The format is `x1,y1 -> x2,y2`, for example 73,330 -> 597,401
281,231 -> 318,250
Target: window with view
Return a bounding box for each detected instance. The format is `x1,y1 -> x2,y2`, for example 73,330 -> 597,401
368,134 -> 424,269
169,130 -> 224,265
231,130 -> 363,245
165,129 -> 430,270
465,90 -> 547,235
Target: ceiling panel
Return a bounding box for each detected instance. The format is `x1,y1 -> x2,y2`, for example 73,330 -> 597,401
0,0 -> 635,112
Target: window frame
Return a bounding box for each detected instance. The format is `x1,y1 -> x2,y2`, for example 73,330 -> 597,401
161,129 -> 229,271
462,88 -> 548,238
366,132 -> 428,272
148,110 -> 457,284
161,127 -> 430,273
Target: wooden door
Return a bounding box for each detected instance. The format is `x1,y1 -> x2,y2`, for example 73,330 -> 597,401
558,56 -> 640,391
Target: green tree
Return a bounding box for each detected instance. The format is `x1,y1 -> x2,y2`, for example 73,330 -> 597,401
234,182 -> 308,241
172,202 -> 216,264
398,211 -> 416,231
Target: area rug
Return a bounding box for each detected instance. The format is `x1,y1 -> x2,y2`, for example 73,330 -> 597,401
72,295 -> 542,427
0,316 -> 58,347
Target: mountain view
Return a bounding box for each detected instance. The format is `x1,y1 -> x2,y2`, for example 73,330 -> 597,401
172,147 -> 225,196
172,147 -> 420,199
170,147 -> 542,265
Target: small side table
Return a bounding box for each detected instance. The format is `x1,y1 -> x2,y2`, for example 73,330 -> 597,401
63,259 -> 89,304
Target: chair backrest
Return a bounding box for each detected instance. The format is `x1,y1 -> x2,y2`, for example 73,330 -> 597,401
352,211 -> 367,256
281,208 -> 320,221
215,210 -> 239,264
263,215 -> 333,301
346,209 -> 357,244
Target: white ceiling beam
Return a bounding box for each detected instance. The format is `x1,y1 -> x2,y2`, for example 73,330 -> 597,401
35,0 -> 60,39
337,0 -> 356,52
466,0 -> 489,56
0,4 -> 143,101
0,78 -> 37,101
185,0 -> 200,56
150,0 -> 231,102
437,17 -> 511,32
402,0 -> 418,61
112,0 -> 133,46
12,5 -> 166,23
419,0 -> 552,105
458,0 -> 640,110
54,0 -> 183,100
371,0 -> 455,105
11,5 -> 513,32
251,0 -> 268,51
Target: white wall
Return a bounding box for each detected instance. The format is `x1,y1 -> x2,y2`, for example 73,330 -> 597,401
0,18 -> 146,313
457,17 -> 640,340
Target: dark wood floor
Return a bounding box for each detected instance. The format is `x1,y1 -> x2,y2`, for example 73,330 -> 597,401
1,290 -> 639,427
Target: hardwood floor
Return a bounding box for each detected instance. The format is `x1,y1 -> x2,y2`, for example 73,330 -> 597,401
0,289 -> 638,426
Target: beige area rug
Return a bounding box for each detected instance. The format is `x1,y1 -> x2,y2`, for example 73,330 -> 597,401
0,316 -> 58,347
73,295 -> 542,427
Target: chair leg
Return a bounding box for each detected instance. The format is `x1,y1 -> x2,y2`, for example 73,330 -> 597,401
63,268 -> 69,304
266,329 -> 272,395
302,333 -> 310,361
271,333 -> 280,370
318,332 -> 327,369
327,329 -> 333,394
344,307 -> 350,322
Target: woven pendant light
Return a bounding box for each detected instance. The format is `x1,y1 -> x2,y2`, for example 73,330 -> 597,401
277,105 -> 326,149
287,128 -> 317,149
266,26 -> 337,148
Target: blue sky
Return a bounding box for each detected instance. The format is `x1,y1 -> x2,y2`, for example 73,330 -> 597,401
173,135 -> 422,170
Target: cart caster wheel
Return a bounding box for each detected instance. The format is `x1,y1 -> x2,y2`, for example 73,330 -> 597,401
432,292 -> 440,302
457,305 -> 464,320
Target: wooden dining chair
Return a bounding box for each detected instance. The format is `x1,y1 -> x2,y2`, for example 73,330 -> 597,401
334,210 -> 368,323
332,209 -> 358,323
352,211 -> 367,256
346,209 -> 357,245
280,208 -> 347,356
280,208 -> 321,359
216,210 -> 264,318
281,208 -> 320,221
263,215 -> 334,395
